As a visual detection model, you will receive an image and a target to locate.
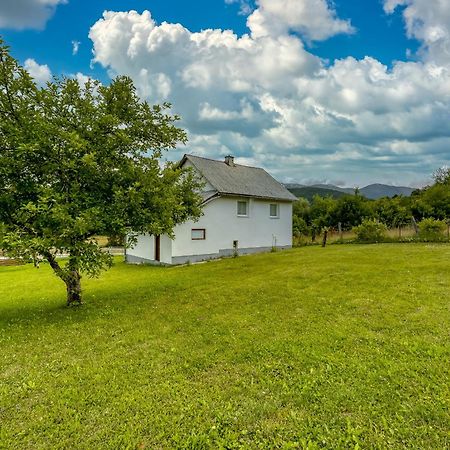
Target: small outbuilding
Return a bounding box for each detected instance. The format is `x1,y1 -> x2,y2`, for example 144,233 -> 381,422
126,154 -> 297,265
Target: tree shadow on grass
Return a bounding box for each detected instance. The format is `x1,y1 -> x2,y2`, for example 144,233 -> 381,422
0,265 -> 185,329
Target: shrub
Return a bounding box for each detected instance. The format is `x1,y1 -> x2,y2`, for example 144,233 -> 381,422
353,219 -> 387,243
293,216 -> 310,237
418,218 -> 447,241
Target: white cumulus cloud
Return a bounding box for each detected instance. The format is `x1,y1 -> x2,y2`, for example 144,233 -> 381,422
0,0 -> 67,30
384,0 -> 450,64
247,0 -> 355,41
24,58 -> 52,86
87,4 -> 450,185
24,58 -> 93,91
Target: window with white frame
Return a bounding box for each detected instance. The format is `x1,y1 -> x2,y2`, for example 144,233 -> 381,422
237,200 -> 248,217
270,203 -> 279,218
191,229 -> 206,240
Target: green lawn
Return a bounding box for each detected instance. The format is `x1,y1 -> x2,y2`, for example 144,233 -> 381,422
1,245 -> 449,449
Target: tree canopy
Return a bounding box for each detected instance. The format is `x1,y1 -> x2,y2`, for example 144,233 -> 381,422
0,40 -> 203,305
411,168 -> 450,221
291,169 -> 450,240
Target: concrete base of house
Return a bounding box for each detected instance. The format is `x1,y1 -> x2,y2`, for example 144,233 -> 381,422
172,245 -> 291,264
126,245 -> 292,266
125,254 -> 168,265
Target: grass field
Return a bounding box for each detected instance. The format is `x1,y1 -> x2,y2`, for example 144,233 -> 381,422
1,244 -> 449,449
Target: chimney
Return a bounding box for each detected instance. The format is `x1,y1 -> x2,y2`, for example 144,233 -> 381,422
224,155 -> 235,167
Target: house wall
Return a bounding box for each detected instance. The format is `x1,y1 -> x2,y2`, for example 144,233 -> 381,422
171,196 -> 292,263
126,233 -> 172,264
160,235 -> 173,265
126,196 -> 293,265
126,233 -> 154,263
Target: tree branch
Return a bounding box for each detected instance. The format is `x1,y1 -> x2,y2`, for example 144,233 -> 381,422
42,251 -> 67,282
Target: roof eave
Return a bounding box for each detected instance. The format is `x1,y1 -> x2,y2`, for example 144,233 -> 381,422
219,192 -> 297,202
201,192 -> 221,205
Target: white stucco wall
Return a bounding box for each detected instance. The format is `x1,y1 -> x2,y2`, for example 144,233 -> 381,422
127,233 -> 154,261
127,196 -> 293,264
126,233 -> 172,264
159,235 -> 173,264
171,196 -> 293,258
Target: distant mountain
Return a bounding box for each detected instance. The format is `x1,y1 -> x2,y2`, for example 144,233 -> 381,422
284,183 -> 305,189
285,182 -> 415,200
311,184 -> 355,194
360,184 -> 415,199
286,186 -> 347,201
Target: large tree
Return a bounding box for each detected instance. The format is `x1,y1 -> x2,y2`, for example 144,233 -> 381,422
373,196 -> 411,231
0,41 -> 203,305
412,167 -> 450,221
330,193 -> 372,230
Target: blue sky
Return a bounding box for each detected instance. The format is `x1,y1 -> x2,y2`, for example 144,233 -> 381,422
3,1 -> 418,79
3,1 -> 252,80
1,0 -> 449,186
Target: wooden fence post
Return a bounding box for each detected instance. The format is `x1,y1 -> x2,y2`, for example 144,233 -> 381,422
322,228 -> 328,247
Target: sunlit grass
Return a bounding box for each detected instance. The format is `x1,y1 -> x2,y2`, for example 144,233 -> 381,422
1,244 -> 449,449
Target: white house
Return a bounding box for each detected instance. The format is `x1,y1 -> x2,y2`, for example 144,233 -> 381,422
126,154 -> 297,265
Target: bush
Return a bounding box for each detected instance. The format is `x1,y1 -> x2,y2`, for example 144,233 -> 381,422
293,216 -> 310,237
353,219 -> 387,243
418,218 -> 447,241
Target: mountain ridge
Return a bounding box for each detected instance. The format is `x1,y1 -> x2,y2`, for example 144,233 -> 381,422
284,183 -> 415,200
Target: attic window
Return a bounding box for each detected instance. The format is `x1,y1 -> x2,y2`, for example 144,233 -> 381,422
237,200 -> 248,217
270,203 -> 279,218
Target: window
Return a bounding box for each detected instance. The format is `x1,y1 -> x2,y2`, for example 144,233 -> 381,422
191,229 -> 206,240
270,203 -> 279,218
237,200 -> 249,217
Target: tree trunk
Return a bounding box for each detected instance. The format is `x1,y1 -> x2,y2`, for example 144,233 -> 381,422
65,269 -> 82,306
44,252 -> 83,306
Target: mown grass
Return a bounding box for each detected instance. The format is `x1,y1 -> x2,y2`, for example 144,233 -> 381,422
1,244 -> 449,449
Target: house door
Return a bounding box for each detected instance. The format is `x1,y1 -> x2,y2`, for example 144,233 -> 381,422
155,235 -> 161,262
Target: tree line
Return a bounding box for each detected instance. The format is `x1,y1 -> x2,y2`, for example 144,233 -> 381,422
293,168 -> 450,244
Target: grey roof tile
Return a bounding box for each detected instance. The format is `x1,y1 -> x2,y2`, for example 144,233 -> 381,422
183,155 -> 297,202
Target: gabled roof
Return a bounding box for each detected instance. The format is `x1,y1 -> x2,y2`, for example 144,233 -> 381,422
181,154 -> 297,202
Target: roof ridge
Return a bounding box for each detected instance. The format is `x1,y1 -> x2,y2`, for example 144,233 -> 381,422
186,154 -> 223,164
186,154 -> 265,171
